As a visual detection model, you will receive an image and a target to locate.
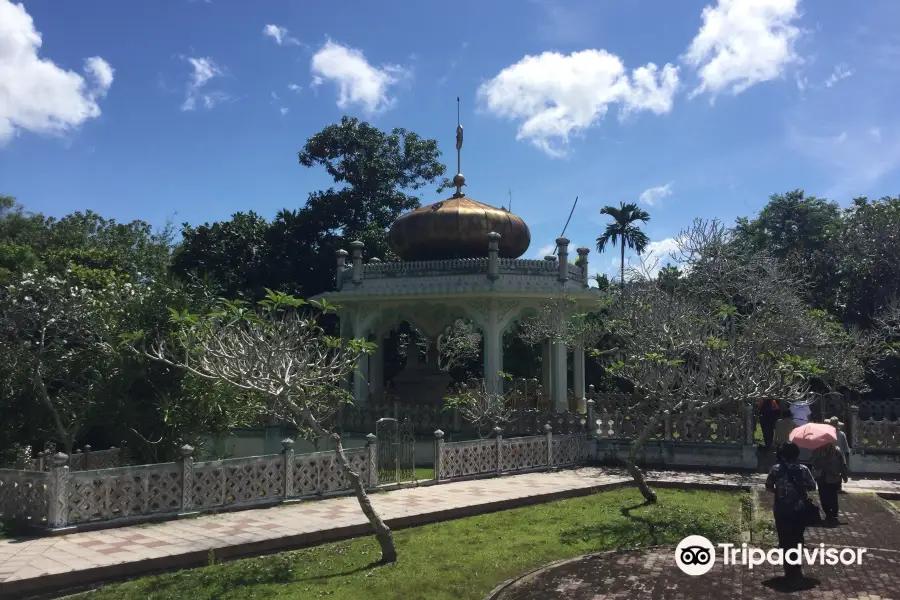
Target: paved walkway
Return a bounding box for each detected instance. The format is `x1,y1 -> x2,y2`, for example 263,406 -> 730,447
490,492 -> 900,600
1,468 -> 898,599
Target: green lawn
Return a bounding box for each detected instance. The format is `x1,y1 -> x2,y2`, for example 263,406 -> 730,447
74,488 -> 743,600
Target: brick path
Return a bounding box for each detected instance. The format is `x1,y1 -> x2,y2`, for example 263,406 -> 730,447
0,467 -> 898,599
492,487 -> 900,600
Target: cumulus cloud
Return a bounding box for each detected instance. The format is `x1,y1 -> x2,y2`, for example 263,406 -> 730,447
639,183 -> 674,206
534,243 -> 557,258
181,57 -> 229,111
310,40 -> 407,114
0,0 -> 114,144
633,237 -> 682,277
683,0 -> 802,98
263,24 -> 300,46
478,49 -> 679,157
287,83 -> 303,93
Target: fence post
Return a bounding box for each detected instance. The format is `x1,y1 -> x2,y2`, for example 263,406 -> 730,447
849,405 -> 859,449
83,444 -> 92,470
494,427 -> 503,474
744,404 -> 755,446
120,441 -> 128,467
47,452 -> 70,528
366,433 -> 378,487
664,411 -> 673,441
180,445 -> 194,512
282,439 -> 295,498
544,423 -> 553,467
586,399 -> 596,436
434,430 -> 444,482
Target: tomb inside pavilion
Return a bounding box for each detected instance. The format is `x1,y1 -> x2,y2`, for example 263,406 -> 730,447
316,122 -> 601,413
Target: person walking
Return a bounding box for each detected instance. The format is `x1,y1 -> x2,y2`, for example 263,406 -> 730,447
758,398 -> 780,450
811,443 -> 848,523
790,401 -> 811,426
766,441 -> 817,584
773,409 -> 798,448
826,416 -> 851,465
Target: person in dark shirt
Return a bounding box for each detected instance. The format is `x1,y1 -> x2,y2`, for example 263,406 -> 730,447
766,441 -> 817,583
811,443 -> 848,522
758,398 -> 780,449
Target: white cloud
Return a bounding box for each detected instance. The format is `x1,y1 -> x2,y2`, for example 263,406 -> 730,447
638,182 -> 673,206
683,0 -> 802,98
0,0 -> 114,144
632,237 -> 681,277
181,57 -> 229,111
534,243 -> 556,258
263,24 -> 300,46
310,40 -> 407,114
479,49 -> 678,157
824,63 -> 852,87
280,107 -> 289,116
287,83 -> 302,93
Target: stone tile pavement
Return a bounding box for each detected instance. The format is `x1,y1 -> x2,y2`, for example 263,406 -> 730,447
1,467 -> 899,599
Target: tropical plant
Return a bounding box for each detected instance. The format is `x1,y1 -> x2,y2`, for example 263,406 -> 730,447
596,202 -> 651,290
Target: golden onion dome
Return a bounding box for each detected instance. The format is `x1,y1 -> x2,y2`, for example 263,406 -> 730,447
388,187 -> 531,261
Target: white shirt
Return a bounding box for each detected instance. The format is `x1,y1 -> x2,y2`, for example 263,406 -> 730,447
790,403 -> 811,426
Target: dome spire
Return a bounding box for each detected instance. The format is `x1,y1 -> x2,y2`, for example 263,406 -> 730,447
453,96 -> 466,198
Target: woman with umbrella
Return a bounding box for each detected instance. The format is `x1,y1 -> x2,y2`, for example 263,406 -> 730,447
791,422 -> 848,523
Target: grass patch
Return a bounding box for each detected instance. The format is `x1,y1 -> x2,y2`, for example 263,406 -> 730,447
74,488 -> 743,600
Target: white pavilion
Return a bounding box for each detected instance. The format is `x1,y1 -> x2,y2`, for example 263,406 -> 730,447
318,125 -> 600,413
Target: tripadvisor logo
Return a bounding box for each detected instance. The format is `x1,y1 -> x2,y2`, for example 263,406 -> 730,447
675,536 -> 867,576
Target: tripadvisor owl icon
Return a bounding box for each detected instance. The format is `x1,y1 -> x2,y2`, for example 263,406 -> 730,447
675,535 -> 716,576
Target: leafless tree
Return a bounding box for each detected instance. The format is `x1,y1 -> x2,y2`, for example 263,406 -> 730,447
129,292 -> 398,563
443,377 -> 515,438
595,220 -> 876,502
399,319 -> 482,372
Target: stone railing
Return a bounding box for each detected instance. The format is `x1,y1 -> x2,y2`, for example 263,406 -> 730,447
1,440 -> 377,530
25,444 -> 129,472
435,427 -> 589,480
337,398 -> 589,438
0,469 -> 48,523
854,417 -> 900,451
591,405 -> 750,444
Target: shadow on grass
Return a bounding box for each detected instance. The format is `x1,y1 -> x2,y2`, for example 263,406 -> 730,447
558,500 -> 737,548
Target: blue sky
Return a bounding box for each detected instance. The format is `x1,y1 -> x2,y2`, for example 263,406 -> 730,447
1,0 -> 899,279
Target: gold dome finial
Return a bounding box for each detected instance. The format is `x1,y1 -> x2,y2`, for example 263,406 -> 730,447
454,96 -> 466,198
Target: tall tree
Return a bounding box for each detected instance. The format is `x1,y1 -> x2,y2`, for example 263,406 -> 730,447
173,117 -> 448,299
596,202 -> 651,290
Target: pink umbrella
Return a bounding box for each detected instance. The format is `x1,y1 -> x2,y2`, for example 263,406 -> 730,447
789,423 -> 837,450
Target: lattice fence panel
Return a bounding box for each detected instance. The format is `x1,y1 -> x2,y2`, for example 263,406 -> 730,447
222,456 -> 284,506
440,440 -> 495,479
292,450 -> 364,497
67,464 -> 181,524
500,437 -> 547,472
192,463 -> 225,509
0,469 -> 48,522
858,419 -> 900,450
551,435 -> 581,466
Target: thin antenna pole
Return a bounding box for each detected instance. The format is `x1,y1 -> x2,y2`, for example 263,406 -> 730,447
553,196 -> 579,255
456,97 -> 461,174
508,188 -> 513,212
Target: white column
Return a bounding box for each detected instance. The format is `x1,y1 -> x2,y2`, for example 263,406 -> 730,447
370,333 -> 385,404
551,339 -> 568,411
483,307 -> 503,395
541,339 -> 551,390
353,329 -> 370,406
573,341 -> 585,412
339,314 -> 352,392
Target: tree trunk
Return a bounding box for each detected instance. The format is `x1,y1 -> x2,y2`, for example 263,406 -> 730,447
329,432 -> 398,563
299,405 -> 397,563
627,414 -> 660,503
33,370 -> 73,454
620,244 -> 626,292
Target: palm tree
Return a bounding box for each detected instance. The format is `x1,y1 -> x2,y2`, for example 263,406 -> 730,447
595,202 -> 651,290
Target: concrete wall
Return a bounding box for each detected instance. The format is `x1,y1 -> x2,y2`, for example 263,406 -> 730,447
593,439 -> 757,470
